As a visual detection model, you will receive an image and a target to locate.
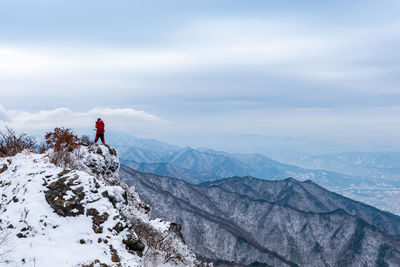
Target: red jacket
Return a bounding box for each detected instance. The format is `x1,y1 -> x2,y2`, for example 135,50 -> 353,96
95,120 -> 105,134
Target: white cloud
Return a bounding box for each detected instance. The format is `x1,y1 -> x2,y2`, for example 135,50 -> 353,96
0,106 -> 164,132
1,17 -> 398,87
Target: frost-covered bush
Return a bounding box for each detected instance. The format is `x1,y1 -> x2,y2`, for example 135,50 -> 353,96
133,219 -> 186,265
79,135 -> 92,146
0,127 -> 36,157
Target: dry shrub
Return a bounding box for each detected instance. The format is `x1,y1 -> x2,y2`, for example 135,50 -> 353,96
36,141 -> 49,154
45,127 -> 79,152
0,127 -> 36,157
45,128 -> 79,168
133,219 -> 184,265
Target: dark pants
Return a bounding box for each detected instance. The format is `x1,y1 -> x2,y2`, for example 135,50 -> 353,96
94,133 -> 105,144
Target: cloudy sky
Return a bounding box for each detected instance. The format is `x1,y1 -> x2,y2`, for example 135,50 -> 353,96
0,0 -> 400,152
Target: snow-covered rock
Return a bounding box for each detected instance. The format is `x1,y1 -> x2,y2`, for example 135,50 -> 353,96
80,144 -> 119,176
0,144 -> 203,267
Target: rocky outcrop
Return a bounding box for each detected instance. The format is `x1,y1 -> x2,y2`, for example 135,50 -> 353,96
81,144 -> 119,175
45,173 -> 85,217
0,147 -> 201,266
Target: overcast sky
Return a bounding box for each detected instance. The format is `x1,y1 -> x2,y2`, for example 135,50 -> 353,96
1,0 -> 400,152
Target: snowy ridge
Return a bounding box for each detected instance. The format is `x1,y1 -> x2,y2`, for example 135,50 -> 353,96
121,166 -> 400,266
0,145 -> 202,266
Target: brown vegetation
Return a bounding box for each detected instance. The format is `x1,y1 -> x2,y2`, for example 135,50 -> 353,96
44,128 -> 80,168
45,127 -> 79,152
0,127 -> 36,157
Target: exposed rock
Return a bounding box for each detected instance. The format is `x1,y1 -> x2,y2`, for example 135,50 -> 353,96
169,222 -> 185,244
57,169 -> 72,177
101,190 -> 117,208
140,203 -> 151,215
122,191 -> 128,205
110,245 -> 121,262
0,164 -> 7,174
112,222 -> 125,234
16,233 -> 27,238
92,224 -> 103,233
123,234 -> 145,256
82,259 -> 110,267
104,144 -> 117,157
45,176 -> 85,217
86,208 -> 109,234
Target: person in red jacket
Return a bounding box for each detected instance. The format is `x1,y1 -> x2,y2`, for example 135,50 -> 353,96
94,118 -> 106,144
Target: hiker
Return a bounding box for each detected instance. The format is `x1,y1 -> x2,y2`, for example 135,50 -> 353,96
94,118 -> 105,144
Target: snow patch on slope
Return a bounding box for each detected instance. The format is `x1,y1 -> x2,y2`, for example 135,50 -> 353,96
0,145 -> 201,266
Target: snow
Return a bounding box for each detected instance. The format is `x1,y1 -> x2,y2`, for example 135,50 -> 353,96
63,190 -> 75,200
0,146 -> 200,266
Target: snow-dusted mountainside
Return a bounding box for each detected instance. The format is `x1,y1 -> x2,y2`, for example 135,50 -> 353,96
118,145 -> 400,215
120,166 -> 400,266
0,144 -> 202,267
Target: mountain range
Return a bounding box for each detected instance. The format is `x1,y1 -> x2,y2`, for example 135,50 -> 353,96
291,152 -> 400,184
2,135 -> 400,266
119,146 -> 367,188
120,166 -> 400,266
108,134 -> 400,215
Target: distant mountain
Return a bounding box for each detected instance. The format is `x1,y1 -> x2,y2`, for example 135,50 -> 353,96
107,132 -> 179,156
120,166 -> 400,266
120,159 -> 211,184
121,146 -> 369,188
107,134 -> 400,185
293,152 -> 400,184
118,147 -> 167,163
165,134 -> 363,160
109,135 -> 400,215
